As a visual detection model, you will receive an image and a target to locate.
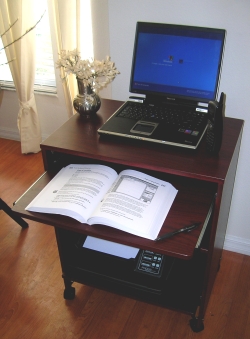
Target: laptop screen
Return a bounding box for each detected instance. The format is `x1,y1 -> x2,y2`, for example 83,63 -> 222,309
130,22 -> 226,102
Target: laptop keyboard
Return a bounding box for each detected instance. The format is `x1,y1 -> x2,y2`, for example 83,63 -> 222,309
117,102 -> 207,132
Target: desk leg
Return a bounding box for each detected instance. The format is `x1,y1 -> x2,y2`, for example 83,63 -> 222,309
63,275 -> 76,300
189,316 -> 205,332
54,227 -> 76,300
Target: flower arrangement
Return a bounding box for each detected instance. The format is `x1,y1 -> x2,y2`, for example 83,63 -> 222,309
56,49 -> 119,90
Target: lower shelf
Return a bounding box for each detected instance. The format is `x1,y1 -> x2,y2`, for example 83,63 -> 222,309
58,231 -> 207,316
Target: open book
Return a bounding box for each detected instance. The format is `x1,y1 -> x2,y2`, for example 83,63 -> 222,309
26,164 -> 178,240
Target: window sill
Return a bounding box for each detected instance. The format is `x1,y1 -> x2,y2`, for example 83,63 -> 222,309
0,81 -> 57,95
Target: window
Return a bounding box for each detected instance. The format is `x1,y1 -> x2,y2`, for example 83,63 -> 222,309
0,0 -> 93,94
33,1 -> 56,91
0,0 -> 56,93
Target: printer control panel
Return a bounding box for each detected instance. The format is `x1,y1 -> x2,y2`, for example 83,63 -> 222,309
135,250 -> 165,277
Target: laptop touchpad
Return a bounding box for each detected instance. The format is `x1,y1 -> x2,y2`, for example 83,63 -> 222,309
130,121 -> 159,136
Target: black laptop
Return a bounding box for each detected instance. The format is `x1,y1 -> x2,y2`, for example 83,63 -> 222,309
98,22 -> 226,149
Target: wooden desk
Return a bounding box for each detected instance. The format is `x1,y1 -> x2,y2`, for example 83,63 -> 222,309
13,99 -> 244,332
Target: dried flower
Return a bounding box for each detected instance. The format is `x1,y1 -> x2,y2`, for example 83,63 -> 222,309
56,49 -> 120,90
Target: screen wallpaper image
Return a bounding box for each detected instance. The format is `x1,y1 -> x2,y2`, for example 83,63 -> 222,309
131,32 -> 223,100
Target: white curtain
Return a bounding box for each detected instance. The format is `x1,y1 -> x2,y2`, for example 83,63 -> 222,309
47,0 -> 80,117
0,0 -> 42,154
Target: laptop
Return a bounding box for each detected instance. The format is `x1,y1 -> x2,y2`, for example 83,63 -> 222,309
98,22 -> 226,149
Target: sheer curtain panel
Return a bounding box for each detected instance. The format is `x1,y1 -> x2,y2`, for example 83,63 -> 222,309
0,0 -> 42,153
47,0 -> 80,117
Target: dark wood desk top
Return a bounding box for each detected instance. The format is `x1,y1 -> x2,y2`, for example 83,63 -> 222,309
41,99 -> 244,183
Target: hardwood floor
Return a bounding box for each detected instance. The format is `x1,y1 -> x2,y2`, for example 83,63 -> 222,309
0,138 -> 249,339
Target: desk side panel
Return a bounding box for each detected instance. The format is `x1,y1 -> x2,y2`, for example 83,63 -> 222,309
198,123 -> 243,319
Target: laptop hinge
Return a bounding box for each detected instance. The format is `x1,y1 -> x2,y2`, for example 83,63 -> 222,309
144,94 -> 198,107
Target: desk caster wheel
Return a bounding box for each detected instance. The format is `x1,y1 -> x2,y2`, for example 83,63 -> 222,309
189,317 -> 204,332
64,286 -> 75,300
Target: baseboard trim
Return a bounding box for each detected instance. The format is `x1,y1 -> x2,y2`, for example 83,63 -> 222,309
0,127 -> 20,141
224,235 -> 250,256
0,128 -> 49,142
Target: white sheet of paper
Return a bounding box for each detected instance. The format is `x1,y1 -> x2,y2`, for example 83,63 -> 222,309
83,236 -> 139,259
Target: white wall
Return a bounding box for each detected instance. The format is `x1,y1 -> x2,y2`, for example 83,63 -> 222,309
0,0 -> 249,254
107,0 -> 250,255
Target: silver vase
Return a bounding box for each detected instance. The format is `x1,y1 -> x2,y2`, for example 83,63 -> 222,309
73,78 -> 101,117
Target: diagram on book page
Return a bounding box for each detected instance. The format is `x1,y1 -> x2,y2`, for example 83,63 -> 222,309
111,175 -> 157,204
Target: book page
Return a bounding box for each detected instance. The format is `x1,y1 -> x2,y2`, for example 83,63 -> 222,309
89,169 -> 178,240
26,164 -> 118,222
